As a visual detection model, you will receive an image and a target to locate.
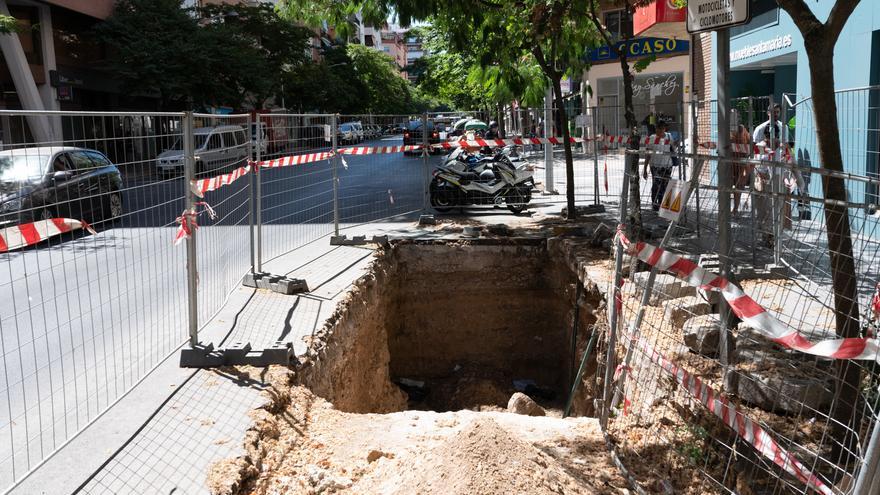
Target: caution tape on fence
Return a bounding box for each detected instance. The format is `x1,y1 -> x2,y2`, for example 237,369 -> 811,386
622,332 -> 832,495
256,151 -> 335,169
698,141 -> 792,158
191,165 -> 251,198
431,136 -> 586,149
0,218 -> 96,252
189,134 -> 658,198
618,230 -> 880,362
173,202 -> 216,246
339,145 -> 423,155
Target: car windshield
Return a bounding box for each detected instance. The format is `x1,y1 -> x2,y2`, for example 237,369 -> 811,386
408,121 -> 434,131
168,134 -> 209,151
0,154 -> 49,182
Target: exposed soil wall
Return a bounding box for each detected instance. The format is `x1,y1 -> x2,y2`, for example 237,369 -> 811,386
296,249 -> 408,414
297,239 -> 604,415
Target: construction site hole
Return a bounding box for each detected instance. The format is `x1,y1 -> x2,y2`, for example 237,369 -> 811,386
300,240 -> 604,416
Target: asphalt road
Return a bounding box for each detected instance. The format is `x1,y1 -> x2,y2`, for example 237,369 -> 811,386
0,135 -> 439,489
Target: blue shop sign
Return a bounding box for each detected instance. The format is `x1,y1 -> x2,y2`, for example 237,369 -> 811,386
587,37 -> 689,62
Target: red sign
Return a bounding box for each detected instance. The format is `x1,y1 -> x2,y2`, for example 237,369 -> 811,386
634,0 -> 687,36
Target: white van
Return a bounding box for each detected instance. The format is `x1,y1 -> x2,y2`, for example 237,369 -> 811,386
156,125 -> 248,177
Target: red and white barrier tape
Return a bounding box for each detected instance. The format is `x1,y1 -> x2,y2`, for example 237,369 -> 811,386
190,165 -> 251,198
431,136 -> 586,149
603,143 -> 610,194
339,145 -> 423,155
619,231 -> 880,361
0,218 -> 95,252
593,135 -> 674,145
173,202 -> 216,246
624,332 -> 832,494
256,151 -> 335,168
699,142 -> 792,158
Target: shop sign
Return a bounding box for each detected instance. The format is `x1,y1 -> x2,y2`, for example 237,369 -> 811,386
632,74 -> 680,98
687,0 -> 750,33
587,37 -> 689,62
730,34 -> 793,62
49,70 -> 84,88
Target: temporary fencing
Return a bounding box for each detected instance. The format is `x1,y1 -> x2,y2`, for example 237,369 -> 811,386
597,89 -> 880,494
3,91 -> 880,494
0,110 -> 189,490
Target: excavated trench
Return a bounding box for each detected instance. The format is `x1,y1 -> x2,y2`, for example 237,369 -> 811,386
298,239 -> 605,416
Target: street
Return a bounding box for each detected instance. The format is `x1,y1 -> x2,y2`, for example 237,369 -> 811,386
0,134 -> 440,487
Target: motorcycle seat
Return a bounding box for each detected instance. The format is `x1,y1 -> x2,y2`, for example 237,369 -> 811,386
457,172 -> 481,182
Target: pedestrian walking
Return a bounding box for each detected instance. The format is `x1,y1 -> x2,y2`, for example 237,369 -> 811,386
752,103 -> 784,144
642,111 -> 657,136
754,123 -> 795,246
642,120 -> 675,211
730,124 -> 753,215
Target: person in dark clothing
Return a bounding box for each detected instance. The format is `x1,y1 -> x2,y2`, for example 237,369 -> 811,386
642,112 -> 656,136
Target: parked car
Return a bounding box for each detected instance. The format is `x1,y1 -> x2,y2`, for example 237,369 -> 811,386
337,123 -> 356,144
386,124 -> 407,134
156,125 -> 248,178
347,122 -> 365,142
403,120 -> 441,153
0,146 -> 123,228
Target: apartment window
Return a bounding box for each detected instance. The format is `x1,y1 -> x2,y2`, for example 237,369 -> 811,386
731,0 -> 779,37
364,35 -> 374,47
604,9 -> 632,41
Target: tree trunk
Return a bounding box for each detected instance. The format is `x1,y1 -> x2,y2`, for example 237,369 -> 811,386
804,39 -> 861,467
618,51 -> 642,241
497,102 -> 506,137
552,75 -> 577,219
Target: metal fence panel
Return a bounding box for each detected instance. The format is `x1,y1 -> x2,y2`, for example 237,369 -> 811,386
0,110 -> 188,488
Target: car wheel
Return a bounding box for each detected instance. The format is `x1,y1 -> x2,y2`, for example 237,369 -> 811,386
105,192 -> 123,221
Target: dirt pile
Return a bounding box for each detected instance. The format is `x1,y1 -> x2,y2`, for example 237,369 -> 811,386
354,417 -> 609,494
209,380 -> 629,495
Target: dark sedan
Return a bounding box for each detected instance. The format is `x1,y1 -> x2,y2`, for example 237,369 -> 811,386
403,120 -> 443,154
0,146 -> 123,229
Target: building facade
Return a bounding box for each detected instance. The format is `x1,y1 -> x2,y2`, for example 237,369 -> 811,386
581,1 -> 705,142
712,0 -> 880,203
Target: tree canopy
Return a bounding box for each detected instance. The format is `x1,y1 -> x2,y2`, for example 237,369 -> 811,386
99,0 -> 431,113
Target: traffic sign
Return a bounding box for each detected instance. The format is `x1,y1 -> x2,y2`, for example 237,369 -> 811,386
687,0 -> 750,33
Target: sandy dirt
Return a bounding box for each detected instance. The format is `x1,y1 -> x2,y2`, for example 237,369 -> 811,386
210,372 -> 630,495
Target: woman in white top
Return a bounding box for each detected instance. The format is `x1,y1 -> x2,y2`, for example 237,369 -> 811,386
642,120 -> 676,212
754,124 -> 796,247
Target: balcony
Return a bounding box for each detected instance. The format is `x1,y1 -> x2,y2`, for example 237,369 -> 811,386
633,0 -> 687,40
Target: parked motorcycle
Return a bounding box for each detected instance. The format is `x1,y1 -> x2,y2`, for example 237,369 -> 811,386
430,150 -> 535,214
